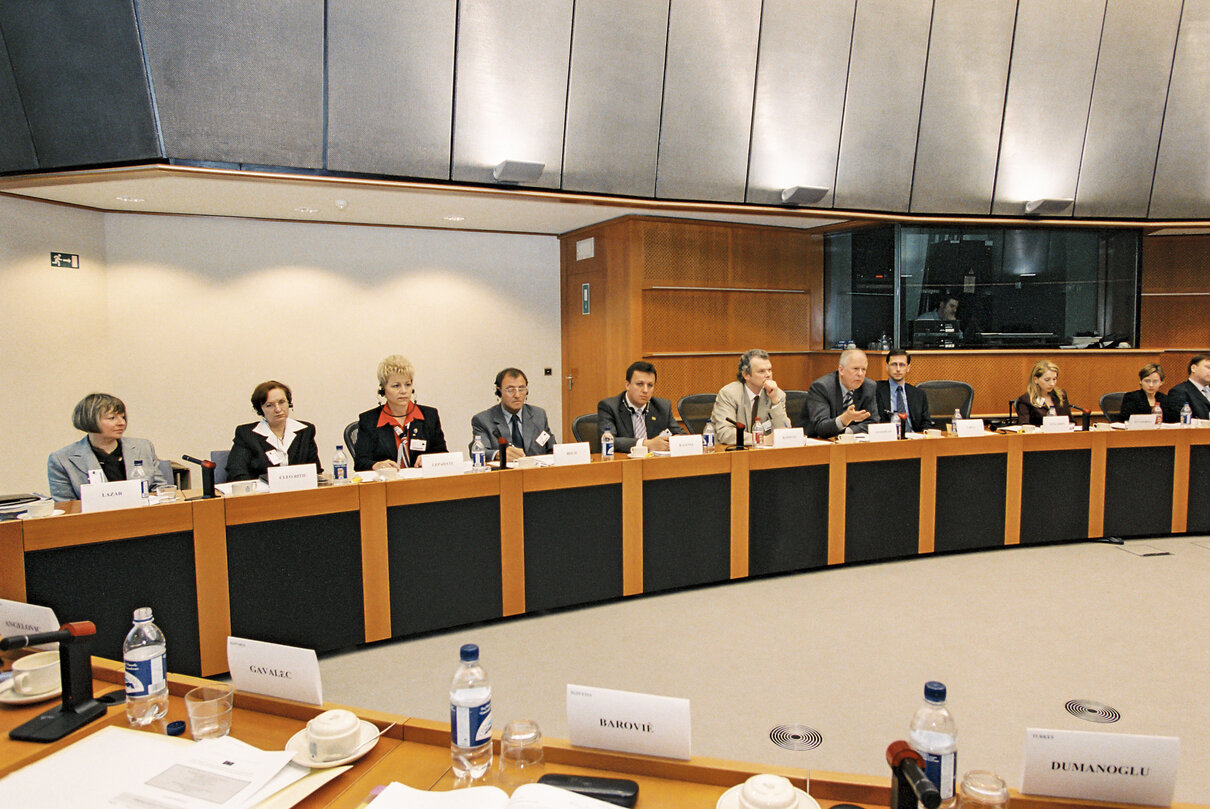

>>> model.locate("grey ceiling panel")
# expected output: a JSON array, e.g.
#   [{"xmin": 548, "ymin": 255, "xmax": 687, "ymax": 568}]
[
  {"xmin": 328, "ymin": 0, "xmax": 456, "ymax": 180},
  {"xmin": 910, "ymin": 0, "xmax": 1015, "ymax": 215},
  {"xmin": 834, "ymin": 0, "xmax": 932, "ymax": 212},
  {"xmin": 562, "ymin": 0, "xmax": 669, "ymax": 197},
  {"xmin": 0, "ymin": 26, "xmax": 37, "ymax": 173},
  {"xmin": 991, "ymin": 0, "xmax": 1103, "ymax": 216},
  {"xmin": 1076, "ymin": 0, "xmax": 1181, "ymax": 219},
  {"xmin": 0, "ymin": 0, "xmax": 159, "ymax": 169},
  {"xmin": 451, "ymin": 0, "xmax": 573, "ymax": 189},
  {"xmin": 746, "ymin": 0, "xmax": 855, "ymax": 207},
  {"xmin": 1151, "ymin": 0, "xmax": 1210, "ymax": 219},
  {"xmin": 136, "ymin": 0, "xmax": 324, "ymax": 168},
  {"xmin": 655, "ymin": 0, "xmax": 762, "ymax": 202}
]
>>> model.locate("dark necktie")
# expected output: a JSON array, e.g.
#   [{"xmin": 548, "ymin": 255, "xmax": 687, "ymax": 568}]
[
  {"xmin": 842, "ymin": 389, "xmax": 853, "ymax": 411},
  {"xmin": 750, "ymin": 396, "xmax": 759, "ymax": 429},
  {"xmin": 511, "ymin": 414, "xmax": 523, "ymax": 448},
  {"xmin": 896, "ymin": 385, "xmax": 909, "ymax": 430}
]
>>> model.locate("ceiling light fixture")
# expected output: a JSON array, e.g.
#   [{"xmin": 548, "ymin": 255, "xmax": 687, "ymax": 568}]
[
  {"xmin": 115, "ymin": 195, "xmax": 144, "ymax": 203},
  {"xmin": 293, "ymin": 206, "xmax": 319, "ymax": 214},
  {"xmin": 492, "ymin": 160, "xmax": 545, "ymax": 184},
  {"xmin": 334, "ymin": 199, "xmax": 348, "ymax": 210},
  {"xmin": 1022, "ymin": 198, "xmax": 1073, "ymax": 216},
  {"xmin": 780, "ymin": 186, "xmax": 829, "ymax": 206},
  {"xmin": 443, "ymin": 215, "xmax": 466, "ymax": 222}
]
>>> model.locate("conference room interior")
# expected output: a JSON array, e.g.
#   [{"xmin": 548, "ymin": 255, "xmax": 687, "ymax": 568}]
[{"xmin": 4, "ymin": 1, "xmax": 1210, "ymax": 804}]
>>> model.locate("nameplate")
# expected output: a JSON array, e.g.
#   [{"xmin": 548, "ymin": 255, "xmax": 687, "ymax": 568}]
[
  {"xmin": 954, "ymin": 418, "xmax": 985, "ymax": 437},
  {"xmin": 418, "ymin": 452, "xmax": 464, "ymax": 477},
  {"xmin": 227, "ymin": 636, "xmax": 323, "ymax": 705},
  {"xmin": 554, "ymin": 442, "xmax": 591, "ymax": 466},
  {"xmin": 1021, "ymin": 727, "xmax": 1178, "ymax": 806},
  {"xmin": 567, "ymin": 683, "xmax": 691, "ymax": 760},
  {"xmin": 771, "ymin": 427, "xmax": 806, "ymax": 448},
  {"xmin": 1042, "ymin": 415, "xmax": 1072, "ymax": 433},
  {"xmin": 1126, "ymin": 414, "xmax": 1160, "ymax": 430},
  {"xmin": 669, "ymin": 434, "xmax": 703, "ymax": 457},
  {"xmin": 866, "ymin": 423, "xmax": 899, "ymax": 442},
  {"xmin": 0, "ymin": 598, "xmax": 60, "ymax": 651},
  {"xmin": 267, "ymin": 463, "xmax": 318, "ymax": 492},
  {"xmin": 80, "ymin": 479, "xmax": 145, "ymax": 512}
]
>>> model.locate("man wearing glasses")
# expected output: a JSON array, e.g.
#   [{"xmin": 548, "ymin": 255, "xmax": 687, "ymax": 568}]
[{"xmin": 470, "ymin": 367, "xmax": 557, "ymax": 463}]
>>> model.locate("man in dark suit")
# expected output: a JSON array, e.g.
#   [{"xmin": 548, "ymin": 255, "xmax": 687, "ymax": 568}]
[
  {"xmin": 470, "ymin": 367, "xmax": 557, "ymax": 462},
  {"xmin": 874, "ymin": 349, "xmax": 933, "ymax": 433},
  {"xmin": 597, "ymin": 361, "xmax": 686, "ymax": 453},
  {"xmin": 1163, "ymin": 353, "xmax": 1210, "ymax": 422},
  {"xmin": 802, "ymin": 349, "xmax": 880, "ymax": 438}
]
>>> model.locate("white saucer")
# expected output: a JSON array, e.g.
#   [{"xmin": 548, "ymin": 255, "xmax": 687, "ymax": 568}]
[
  {"xmin": 715, "ymin": 782, "xmax": 820, "ymax": 809},
  {"xmin": 285, "ymin": 720, "xmax": 380, "ymax": 768},
  {"xmin": 17, "ymin": 509, "xmax": 65, "ymax": 520},
  {"xmin": 0, "ymin": 677, "xmax": 62, "ymax": 705}
]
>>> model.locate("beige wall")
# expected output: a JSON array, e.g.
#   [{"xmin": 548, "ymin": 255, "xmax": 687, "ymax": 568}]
[{"xmin": 3, "ymin": 195, "xmax": 561, "ymax": 494}]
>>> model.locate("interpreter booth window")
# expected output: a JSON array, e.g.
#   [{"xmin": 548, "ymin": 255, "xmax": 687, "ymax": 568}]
[{"xmin": 824, "ymin": 225, "xmax": 1140, "ymax": 351}]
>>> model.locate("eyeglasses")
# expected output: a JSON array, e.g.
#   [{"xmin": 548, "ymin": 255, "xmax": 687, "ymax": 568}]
[{"xmin": 502, "ymin": 386, "xmax": 528, "ymax": 396}]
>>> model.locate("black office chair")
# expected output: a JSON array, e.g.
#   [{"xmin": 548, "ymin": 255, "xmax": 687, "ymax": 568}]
[
  {"xmin": 917, "ymin": 380, "xmax": 974, "ymax": 426},
  {"xmin": 676, "ymin": 393, "xmax": 717, "ymax": 434},
  {"xmin": 1099, "ymin": 391, "xmax": 1127, "ymax": 423},
  {"xmin": 571, "ymin": 413, "xmax": 600, "ymax": 454},
  {"xmin": 784, "ymin": 390, "xmax": 809, "ymax": 429},
  {"xmin": 343, "ymin": 421, "xmax": 358, "ymax": 453}
]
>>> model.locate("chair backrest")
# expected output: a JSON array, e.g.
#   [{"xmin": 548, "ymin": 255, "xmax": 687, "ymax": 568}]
[
  {"xmin": 784, "ymin": 390, "xmax": 809, "ymax": 429},
  {"xmin": 676, "ymin": 393, "xmax": 717, "ymax": 434},
  {"xmin": 343, "ymin": 421, "xmax": 359, "ymax": 453},
  {"xmin": 210, "ymin": 450, "xmax": 230, "ymax": 484},
  {"xmin": 571, "ymin": 413, "xmax": 600, "ymax": 453},
  {"xmin": 917, "ymin": 380, "xmax": 975, "ymax": 422},
  {"xmin": 157, "ymin": 460, "xmax": 175, "ymax": 488},
  {"xmin": 1099, "ymin": 391, "xmax": 1127, "ymax": 422}
]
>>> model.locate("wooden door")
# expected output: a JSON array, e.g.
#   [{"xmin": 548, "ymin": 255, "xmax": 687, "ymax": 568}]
[{"xmin": 561, "ymin": 266, "xmax": 610, "ymax": 441}]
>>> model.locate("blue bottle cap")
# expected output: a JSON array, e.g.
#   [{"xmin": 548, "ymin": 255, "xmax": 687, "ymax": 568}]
[
  {"xmin": 924, "ymin": 681, "xmax": 947, "ymax": 702},
  {"xmin": 460, "ymin": 643, "xmax": 479, "ymax": 662},
  {"xmin": 166, "ymin": 720, "xmax": 186, "ymax": 736}
]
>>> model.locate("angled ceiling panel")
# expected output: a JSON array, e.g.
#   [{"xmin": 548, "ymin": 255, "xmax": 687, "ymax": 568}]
[
  {"xmin": 562, "ymin": 0, "xmax": 668, "ymax": 197},
  {"xmin": 327, "ymin": 0, "xmax": 456, "ymax": 180},
  {"xmin": 834, "ymin": 0, "xmax": 932, "ymax": 212},
  {"xmin": 137, "ymin": 0, "xmax": 324, "ymax": 168},
  {"xmin": 1151, "ymin": 0, "xmax": 1210, "ymax": 219},
  {"xmin": 0, "ymin": 26, "xmax": 37, "ymax": 173},
  {"xmin": 0, "ymin": 0, "xmax": 159, "ymax": 169},
  {"xmin": 991, "ymin": 0, "xmax": 1103, "ymax": 216},
  {"xmin": 746, "ymin": 0, "xmax": 855, "ymax": 207},
  {"xmin": 655, "ymin": 0, "xmax": 761, "ymax": 202},
  {"xmin": 909, "ymin": 0, "xmax": 1015, "ymax": 215},
  {"xmin": 1076, "ymin": 0, "xmax": 1181, "ymax": 219},
  {"xmin": 451, "ymin": 0, "xmax": 573, "ymax": 189}
]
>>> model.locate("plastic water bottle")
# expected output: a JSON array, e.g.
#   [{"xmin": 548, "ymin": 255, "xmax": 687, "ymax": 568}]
[
  {"xmin": 910, "ymin": 681, "xmax": 957, "ymax": 807},
  {"xmin": 130, "ymin": 459, "xmax": 149, "ymax": 502},
  {"xmin": 333, "ymin": 445, "xmax": 349, "ymax": 480},
  {"xmin": 471, "ymin": 436, "xmax": 486, "ymax": 471},
  {"xmin": 600, "ymin": 430, "xmax": 614, "ymax": 460},
  {"xmin": 124, "ymin": 607, "xmax": 168, "ymax": 726},
  {"xmin": 953, "ymin": 408, "xmax": 962, "ymax": 424},
  {"xmin": 703, "ymin": 421, "xmax": 716, "ymax": 449},
  {"xmin": 890, "ymin": 411, "xmax": 902, "ymax": 439},
  {"xmin": 450, "ymin": 643, "xmax": 492, "ymax": 779},
  {"xmin": 1181, "ymin": 402, "xmax": 1193, "ymax": 425},
  {"xmin": 1152, "ymin": 402, "xmax": 1162, "ymax": 425},
  {"xmin": 752, "ymin": 420, "xmax": 765, "ymax": 445}
]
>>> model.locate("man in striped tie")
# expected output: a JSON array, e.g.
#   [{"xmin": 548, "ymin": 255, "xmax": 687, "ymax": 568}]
[
  {"xmin": 597, "ymin": 361, "xmax": 687, "ymax": 454},
  {"xmin": 802, "ymin": 349, "xmax": 880, "ymax": 438}
]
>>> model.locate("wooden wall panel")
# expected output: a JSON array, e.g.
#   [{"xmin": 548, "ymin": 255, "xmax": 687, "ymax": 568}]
[
  {"xmin": 1140, "ymin": 296, "xmax": 1210, "ymax": 349},
  {"xmin": 637, "ymin": 218, "xmax": 813, "ymax": 290},
  {"xmin": 641, "ymin": 290, "xmax": 810, "ymax": 353},
  {"xmin": 1141, "ymin": 234, "xmax": 1210, "ymax": 348}
]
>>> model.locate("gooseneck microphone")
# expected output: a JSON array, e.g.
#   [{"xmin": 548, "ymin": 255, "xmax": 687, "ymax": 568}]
[
  {"xmin": 497, "ymin": 436, "xmax": 510, "ymax": 469},
  {"xmin": 0, "ymin": 620, "xmax": 95, "ymax": 651},
  {"xmin": 182, "ymin": 455, "xmax": 217, "ymax": 498},
  {"xmin": 886, "ymin": 741, "xmax": 940, "ymax": 809},
  {"xmin": 725, "ymin": 418, "xmax": 747, "ymax": 451}
]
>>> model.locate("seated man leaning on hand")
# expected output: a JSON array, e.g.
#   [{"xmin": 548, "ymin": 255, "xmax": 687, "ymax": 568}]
[
  {"xmin": 803, "ymin": 348, "xmax": 880, "ymax": 438},
  {"xmin": 711, "ymin": 349, "xmax": 791, "ymax": 445},
  {"xmin": 597, "ymin": 361, "xmax": 686, "ymax": 453},
  {"xmin": 469, "ymin": 367, "xmax": 556, "ymax": 463}
]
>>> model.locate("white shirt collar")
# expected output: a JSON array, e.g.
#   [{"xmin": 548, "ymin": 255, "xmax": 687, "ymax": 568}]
[
  {"xmin": 624, "ymin": 394, "xmax": 646, "ymax": 414},
  {"xmin": 253, "ymin": 417, "xmax": 305, "ymax": 454}
]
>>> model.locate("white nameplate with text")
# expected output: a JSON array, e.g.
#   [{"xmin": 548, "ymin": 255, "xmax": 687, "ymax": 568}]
[
  {"xmin": 227, "ymin": 636, "xmax": 323, "ymax": 705},
  {"xmin": 771, "ymin": 427, "xmax": 806, "ymax": 448},
  {"xmin": 567, "ymin": 684, "xmax": 691, "ymax": 760},
  {"xmin": 1021, "ymin": 727, "xmax": 1178, "ymax": 807},
  {"xmin": 866, "ymin": 423, "xmax": 899, "ymax": 442},
  {"xmin": 669, "ymin": 434, "xmax": 703, "ymax": 456},
  {"xmin": 1126, "ymin": 414, "xmax": 1160, "ymax": 430},
  {"xmin": 954, "ymin": 418, "xmax": 986, "ymax": 437},
  {"xmin": 418, "ymin": 452, "xmax": 464, "ymax": 477},
  {"xmin": 554, "ymin": 442, "xmax": 591, "ymax": 466},
  {"xmin": 267, "ymin": 463, "xmax": 318, "ymax": 492},
  {"xmin": 80, "ymin": 479, "xmax": 145, "ymax": 512},
  {"xmin": 1042, "ymin": 415, "xmax": 1072, "ymax": 433},
  {"xmin": 0, "ymin": 598, "xmax": 60, "ymax": 650}
]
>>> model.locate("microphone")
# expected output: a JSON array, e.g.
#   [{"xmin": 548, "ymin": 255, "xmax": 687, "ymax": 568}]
[
  {"xmin": 886, "ymin": 741, "xmax": 940, "ymax": 809},
  {"xmin": 182, "ymin": 455, "xmax": 217, "ymax": 498},
  {"xmin": 726, "ymin": 419, "xmax": 747, "ymax": 451},
  {"xmin": 0, "ymin": 621, "xmax": 96, "ymax": 651},
  {"xmin": 497, "ymin": 436, "xmax": 510, "ymax": 469},
  {"xmin": 182, "ymin": 454, "xmax": 215, "ymax": 468}
]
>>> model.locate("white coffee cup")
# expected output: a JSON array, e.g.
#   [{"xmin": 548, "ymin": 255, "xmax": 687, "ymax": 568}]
[
  {"xmin": 306, "ymin": 709, "xmax": 361, "ymax": 761},
  {"xmin": 25, "ymin": 499, "xmax": 54, "ymax": 517},
  {"xmin": 11, "ymin": 650, "xmax": 59, "ymax": 696},
  {"xmin": 737, "ymin": 774, "xmax": 801, "ymax": 809}
]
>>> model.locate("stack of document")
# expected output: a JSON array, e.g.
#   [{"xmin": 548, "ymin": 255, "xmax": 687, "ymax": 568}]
[{"xmin": 369, "ymin": 782, "xmax": 617, "ymax": 808}]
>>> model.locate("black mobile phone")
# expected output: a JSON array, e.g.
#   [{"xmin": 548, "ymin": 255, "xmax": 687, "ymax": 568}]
[{"xmin": 537, "ymin": 773, "xmax": 639, "ymax": 808}]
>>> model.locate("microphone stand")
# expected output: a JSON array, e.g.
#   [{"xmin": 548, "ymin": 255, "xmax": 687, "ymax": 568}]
[
  {"xmin": 725, "ymin": 419, "xmax": 747, "ymax": 451},
  {"xmin": 886, "ymin": 740, "xmax": 940, "ymax": 809},
  {"xmin": 182, "ymin": 455, "xmax": 217, "ymax": 498},
  {"xmin": 497, "ymin": 437, "xmax": 511, "ymax": 470},
  {"xmin": 1, "ymin": 622, "xmax": 108, "ymax": 742}
]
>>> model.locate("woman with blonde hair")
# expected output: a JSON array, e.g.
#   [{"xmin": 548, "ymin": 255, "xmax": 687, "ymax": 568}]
[
  {"xmin": 353, "ymin": 355, "xmax": 447, "ymax": 471},
  {"xmin": 1014, "ymin": 360, "xmax": 1071, "ymax": 427}
]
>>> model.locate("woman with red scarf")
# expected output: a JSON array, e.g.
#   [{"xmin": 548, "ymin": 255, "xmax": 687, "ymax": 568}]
[{"xmin": 353, "ymin": 355, "xmax": 447, "ymax": 471}]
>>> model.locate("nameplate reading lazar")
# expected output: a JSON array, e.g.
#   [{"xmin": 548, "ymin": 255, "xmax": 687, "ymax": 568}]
[
  {"xmin": 1020, "ymin": 727, "xmax": 1178, "ymax": 807},
  {"xmin": 566, "ymin": 683, "xmax": 691, "ymax": 760}
]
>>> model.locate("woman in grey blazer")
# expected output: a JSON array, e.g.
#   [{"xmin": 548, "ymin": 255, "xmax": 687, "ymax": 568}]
[{"xmin": 47, "ymin": 393, "xmax": 168, "ymax": 501}]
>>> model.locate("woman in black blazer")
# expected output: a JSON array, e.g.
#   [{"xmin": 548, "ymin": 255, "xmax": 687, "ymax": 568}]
[
  {"xmin": 353, "ymin": 355, "xmax": 447, "ymax": 471},
  {"xmin": 225, "ymin": 380, "xmax": 323, "ymax": 481},
  {"xmin": 1118, "ymin": 362, "xmax": 1167, "ymax": 421},
  {"xmin": 1014, "ymin": 360, "xmax": 1072, "ymax": 427}
]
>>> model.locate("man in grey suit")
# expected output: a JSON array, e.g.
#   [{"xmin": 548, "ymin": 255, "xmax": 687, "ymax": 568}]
[
  {"xmin": 802, "ymin": 349, "xmax": 880, "ymax": 438},
  {"xmin": 710, "ymin": 349, "xmax": 791, "ymax": 445},
  {"xmin": 470, "ymin": 368, "xmax": 557, "ymax": 463}
]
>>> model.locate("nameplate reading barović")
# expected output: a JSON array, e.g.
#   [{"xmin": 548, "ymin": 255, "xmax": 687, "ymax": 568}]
[{"xmin": 566, "ymin": 683, "xmax": 691, "ymax": 760}]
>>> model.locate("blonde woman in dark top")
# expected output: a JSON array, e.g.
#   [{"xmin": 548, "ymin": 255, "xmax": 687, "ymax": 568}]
[{"xmin": 1014, "ymin": 360, "xmax": 1071, "ymax": 427}]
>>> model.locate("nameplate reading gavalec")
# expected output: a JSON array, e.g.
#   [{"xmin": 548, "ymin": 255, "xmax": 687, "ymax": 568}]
[
  {"xmin": 566, "ymin": 683, "xmax": 691, "ymax": 760},
  {"xmin": 227, "ymin": 636, "xmax": 323, "ymax": 705}
]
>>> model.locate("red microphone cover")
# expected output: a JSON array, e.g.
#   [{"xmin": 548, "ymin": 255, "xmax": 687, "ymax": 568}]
[
  {"xmin": 735, "ymin": 422, "xmax": 746, "ymax": 430},
  {"xmin": 497, "ymin": 437, "xmax": 510, "ymax": 446},
  {"xmin": 62, "ymin": 621, "xmax": 97, "ymax": 637},
  {"xmin": 886, "ymin": 740, "xmax": 923, "ymax": 768}
]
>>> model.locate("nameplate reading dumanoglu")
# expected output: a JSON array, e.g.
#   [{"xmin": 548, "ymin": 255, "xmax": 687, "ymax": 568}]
[
  {"xmin": 554, "ymin": 442, "xmax": 592, "ymax": 466},
  {"xmin": 566, "ymin": 683, "xmax": 691, "ymax": 760},
  {"xmin": 1020, "ymin": 727, "xmax": 1178, "ymax": 807},
  {"xmin": 80, "ymin": 479, "xmax": 145, "ymax": 512},
  {"xmin": 267, "ymin": 463, "xmax": 318, "ymax": 492},
  {"xmin": 227, "ymin": 636, "xmax": 323, "ymax": 705}
]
